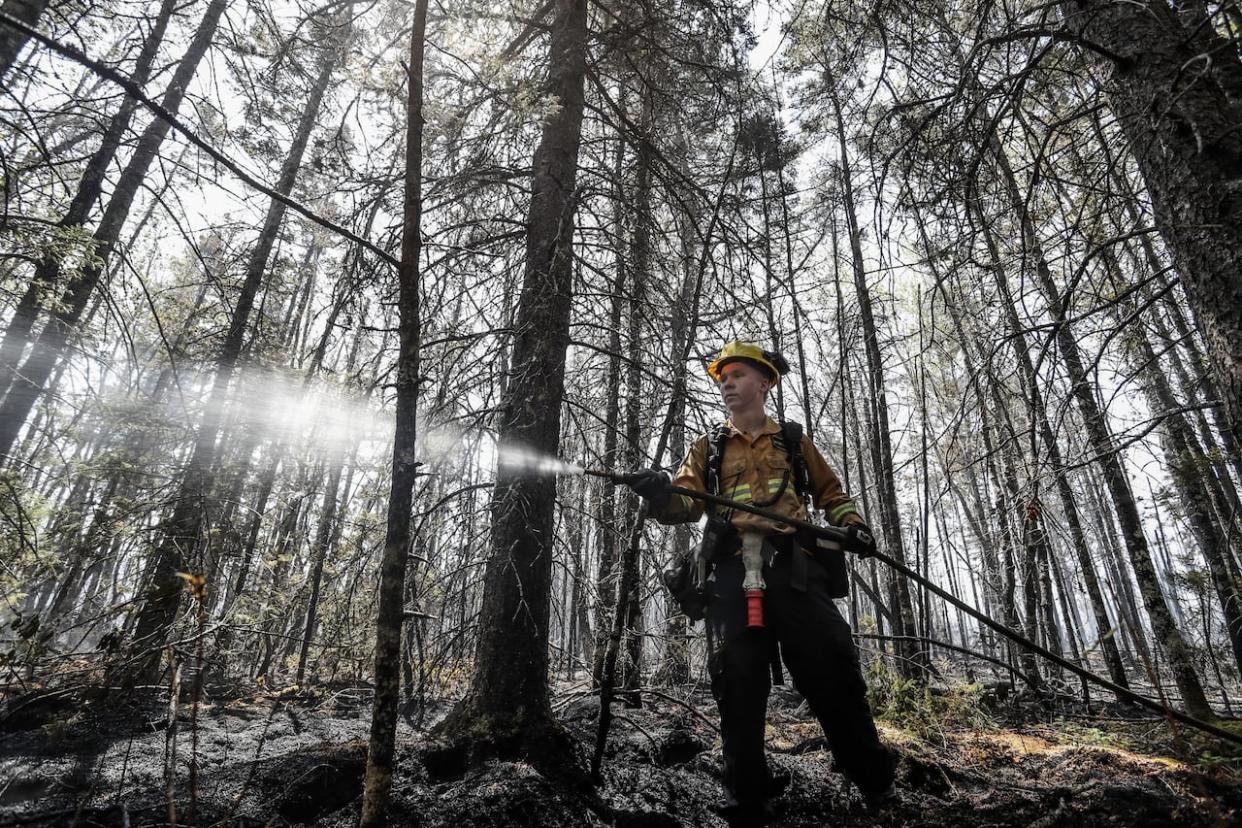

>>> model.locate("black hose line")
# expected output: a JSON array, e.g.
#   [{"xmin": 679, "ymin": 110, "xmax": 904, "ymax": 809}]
[{"xmin": 634, "ymin": 479, "xmax": 1242, "ymax": 748}]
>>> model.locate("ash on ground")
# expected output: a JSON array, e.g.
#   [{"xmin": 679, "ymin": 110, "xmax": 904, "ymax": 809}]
[{"xmin": 1, "ymin": 680, "xmax": 1239, "ymax": 827}]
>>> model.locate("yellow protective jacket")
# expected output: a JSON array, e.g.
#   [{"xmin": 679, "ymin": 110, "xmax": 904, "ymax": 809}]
[{"xmin": 653, "ymin": 416, "xmax": 866, "ymax": 534}]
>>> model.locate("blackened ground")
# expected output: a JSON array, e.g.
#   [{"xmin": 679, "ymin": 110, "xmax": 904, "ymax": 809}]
[{"xmin": 1, "ymin": 680, "xmax": 1239, "ymax": 827}]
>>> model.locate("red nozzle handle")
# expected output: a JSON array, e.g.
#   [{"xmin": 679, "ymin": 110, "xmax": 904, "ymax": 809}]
[{"xmin": 746, "ymin": 589, "xmax": 764, "ymax": 628}]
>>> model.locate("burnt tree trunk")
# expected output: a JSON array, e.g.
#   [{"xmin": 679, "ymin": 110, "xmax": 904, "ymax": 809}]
[
  {"xmin": 1088, "ymin": 475, "xmax": 1150, "ymax": 666},
  {"xmin": 653, "ymin": 185, "xmax": 703, "ymax": 687},
  {"xmin": 1091, "ymin": 115, "xmax": 1242, "ymax": 498},
  {"xmin": 826, "ymin": 74, "xmax": 923, "ymax": 677},
  {"xmin": 1099, "ymin": 238, "xmax": 1242, "ymax": 675},
  {"xmin": 358, "ymin": 0, "xmax": 426, "ymax": 823},
  {"xmin": 619, "ymin": 89, "xmax": 653, "ymax": 702},
  {"xmin": 976, "ymin": 145, "xmax": 1134, "ymax": 693},
  {"xmin": 1133, "ymin": 328, "xmax": 1242, "ymax": 675},
  {"xmin": 0, "ymin": 0, "xmax": 48, "ymax": 82},
  {"xmin": 566, "ymin": 478, "xmax": 593, "ymax": 675},
  {"xmin": 296, "ymin": 445, "xmax": 345, "ymax": 684},
  {"xmin": 225, "ymin": 448, "xmax": 280, "ymax": 615},
  {"xmin": 1004, "ymin": 184, "xmax": 1214, "ymax": 716},
  {"xmin": 590, "ymin": 134, "xmax": 627, "ymax": 688},
  {"xmin": 1065, "ymin": 0, "xmax": 1242, "ymax": 455},
  {"xmin": 434, "ymin": 0, "xmax": 588, "ymax": 759},
  {"xmin": 934, "ymin": 273, "xmax": 1031, "ymax": 684},
  {"xmin": 0, "ymin": 0, "xmax": 175, "ymax": 401}
]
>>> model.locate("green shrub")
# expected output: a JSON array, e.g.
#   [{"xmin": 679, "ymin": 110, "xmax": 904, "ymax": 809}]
[{"xmin": 865, "ymin": 660, "xmax": 993, "ymax": 744}]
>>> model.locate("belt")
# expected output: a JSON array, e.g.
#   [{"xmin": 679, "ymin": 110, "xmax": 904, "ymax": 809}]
[{"xmin": 717, "ymin": 530, "xmax": 797, "ymax": 553}]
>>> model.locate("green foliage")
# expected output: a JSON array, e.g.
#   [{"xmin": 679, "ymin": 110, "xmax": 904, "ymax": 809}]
[
  {"xmin": 0, "ymin": 223, "xmax": 103, "ymax": 303},
  {"xmin": 1056, "ymin": 721, "xmax": 1135, "ymax": 751},
  {"xmin": 1057, "ymin": 719, "xmax": 1242, "ymax": 777},
  {"xmin": 1190, "ymin": 719, "xmax": 1242, "ymax": 775},
  {"xmin": 0, "ymin": 470, "xmax": 47, "ymax": 596},
  {"xmin": 866, "ymin": 660, "xmax": 993, "ymax": 744},
  {"xmin": 0, "ymin": 611, "xmax": 56, "ymax": 672},
  {"xmin": 1195, "ymin": 752, "xmax": 1242, "ymax": 773}
]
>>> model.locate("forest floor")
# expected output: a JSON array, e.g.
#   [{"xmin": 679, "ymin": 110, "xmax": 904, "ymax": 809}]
[{"xmin": 2, "ymin": 673, "xmax": 1241, "ymax": 827}]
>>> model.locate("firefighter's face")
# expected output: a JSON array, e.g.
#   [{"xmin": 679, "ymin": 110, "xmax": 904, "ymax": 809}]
[{"xmin": 717, "ymin": 361, "xmax": 771, "ymax": 412}]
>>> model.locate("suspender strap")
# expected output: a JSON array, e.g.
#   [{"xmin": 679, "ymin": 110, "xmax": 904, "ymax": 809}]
[
  {"xmin": 778, "ymin": 421, "xmax": 812, "ymax": 592},
  {"xmin": 704, "ymin": 423, "xmax": 731, "ymax": 516},
  {"xmin": 779, "ymin": 420, "xmax": 810, "ymax": 503}
]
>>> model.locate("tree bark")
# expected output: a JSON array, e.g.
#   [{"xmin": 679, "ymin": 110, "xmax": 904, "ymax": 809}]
[
  {"xmin": 1065, "ymin": 0, "xmax": 1242, "ymax": 454},
  {"xmin": 0, "ymin": 0, "xmax": 48, "ymax": 82},
  {"xmin": 1100, "ymin": 234, "xmax": 1242, "ymax": 675},
  {"xmin": 1013, "ymin": 216, "xmax": 1214, "ymax": 715},
  {"xmin": 968, "ymin": 114, "xmax": 1209, "ymax": 711},
  {"xmin": 566, "ymin": 477, "xmax": 593, "ymax": 676},
  {"xmin": 225, "ymin": 448, "xmax": 281, "ymax": 616},
  {"xmin": 590, "ymin": 133, "xmax": 627, "ymax": 687},
  {"xmin": 1096, "ymin": 132, "xmax": 1242, "ymax": 496},
  {"xmin": 618, "ymin": 89, "xmax": 653, "ymax": 702},
  {"xmin": 931, "ymin": 254, "xmax": 1036, "ymax": 685},
  {"xmin": 296, "ymin": 446, "xmax": 345, "ymax": 684},
  {"xmin": 825, "ymin": 73, "xmax": 923, "ymax": 677},
  {"xmin": 433, "ymin": 0, "xmax": 587, "ymax": 761},
  {"xmin": 1087, "ymin": 474, "xmax": 1150, "ymax": 665},
  {"xmin": 358, "ymin": 0, "xmax": 426, "ymax": 822},
  {"xmin": 1133, "ymin": 328, "xmax": 1242, "ymax": 675},
  {"xmin": 653, "ymin": 180, "xmax": 703, "ymax": 687}
]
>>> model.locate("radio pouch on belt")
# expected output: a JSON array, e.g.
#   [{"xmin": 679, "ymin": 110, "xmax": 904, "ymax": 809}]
[
  {"xmin": 808, "ymin": 532, "xmax": 849, "ymax": 598},
  {"xmin": 661, "ymin": 554, "xmax": 706, "ymax": 623}
]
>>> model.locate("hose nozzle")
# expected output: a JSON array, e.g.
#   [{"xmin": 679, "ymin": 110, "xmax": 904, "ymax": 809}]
[
  {"xmin": 584, "ymin": 468, "xmax": 636, "ymax": 486},
  {"xmin": 741, "ymin": 532, "xmax": 767, "ymax": 629}
]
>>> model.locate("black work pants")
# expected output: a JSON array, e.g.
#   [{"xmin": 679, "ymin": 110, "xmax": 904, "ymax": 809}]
[{"xmin": 706, "ymin": 549, "xmax": 894, "ymax": 807}]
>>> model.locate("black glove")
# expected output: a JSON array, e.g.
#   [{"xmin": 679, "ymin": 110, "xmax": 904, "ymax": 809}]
[
  {"xmin": 844, "ymin": 523, "xmax": 877, "ymax": 558},
  {"xmin": 628, "ymin": 468, "xmax": 671, "ymax": 509}
]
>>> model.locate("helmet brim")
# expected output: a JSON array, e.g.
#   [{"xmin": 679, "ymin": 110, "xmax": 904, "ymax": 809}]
[{"xmin": 708, "ymin": 355, "xmax": 780, "ymax": 385}]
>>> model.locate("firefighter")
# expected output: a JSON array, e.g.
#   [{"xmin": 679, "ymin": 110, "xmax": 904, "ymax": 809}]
[{"xmin": 628, "ymin": 341, "xmax": 896, "ymax": 824}]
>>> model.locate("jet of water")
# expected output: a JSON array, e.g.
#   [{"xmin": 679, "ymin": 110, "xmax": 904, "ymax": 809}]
[{"xmin": 497, "ymin": 445, "xmax": 584, "ymax": 476}]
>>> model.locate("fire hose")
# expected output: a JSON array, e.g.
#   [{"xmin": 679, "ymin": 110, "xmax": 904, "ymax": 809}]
[{"xmin": 585, "ymin": 467, "xmax": 1242, "ymax": 749}]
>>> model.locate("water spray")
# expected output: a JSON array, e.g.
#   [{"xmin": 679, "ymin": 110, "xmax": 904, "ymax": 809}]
[{"xmin": 498, "ymin": 446, "xmax": 585, "ymax": 476}]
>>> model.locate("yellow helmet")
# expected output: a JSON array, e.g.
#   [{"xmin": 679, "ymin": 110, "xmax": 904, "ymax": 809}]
[{"xmin": 707, "ymin": 341, "xmax": 790, "ymax": 385}]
